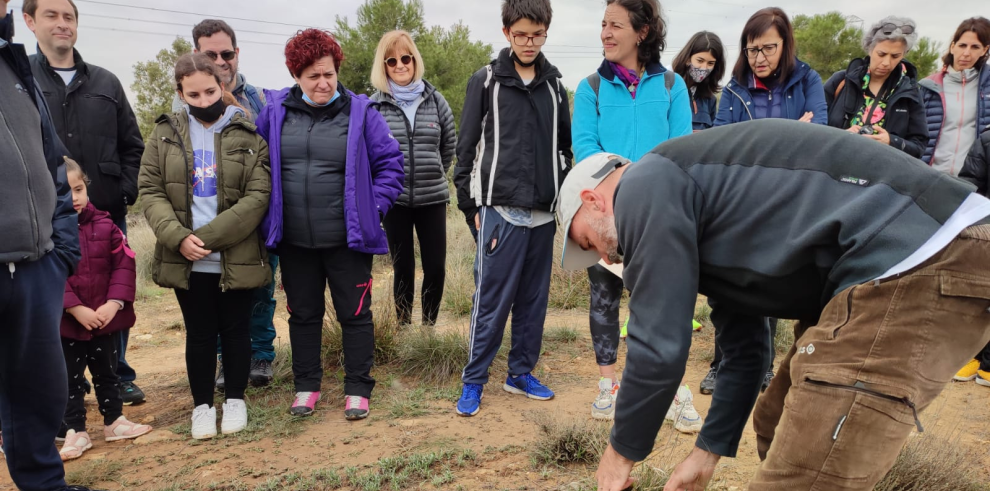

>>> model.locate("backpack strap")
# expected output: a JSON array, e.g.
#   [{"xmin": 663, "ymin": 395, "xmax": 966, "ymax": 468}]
[
  {"xmin": 834, "ymin": 79, "xmax": 846, "ymax": 101},
  {"xmin": 586, "ymin": 73, "xmax": 601, "ymax": 115}
]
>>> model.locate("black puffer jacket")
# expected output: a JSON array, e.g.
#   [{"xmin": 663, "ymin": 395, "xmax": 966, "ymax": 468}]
[
  {"xmin": 30, "ymin": 49, "xmax": 145, "ymax": 221},
  {"xmin": 279, "ymin": 87, "xmax": 350, "ymax": 249},
  {"xmin": 824, "ymin": 58, "xmax": 927, "ymax": 158},
  {"xmin": 960, "ymin": 127, "xmax": 990, "ymax": 196},
  {"xmin": 372, "ymin": 80, "xmax": 456, "ymax": 208}
]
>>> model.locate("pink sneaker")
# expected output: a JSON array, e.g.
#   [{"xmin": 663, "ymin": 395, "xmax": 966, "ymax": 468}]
[
  {"xmin": 59, "ymin": 430, "xmax": 92, "ymax": 461},
  {"xmin": 344, "ymin": 395, "xmax": 370, "ymax": 420},
  {"xmin": 290, "ymin": 391, "xmax": 320, "ymax": 417},
  {"xmin": 104, "ymin": 416, "xmax": 153, "ymax": 442}
]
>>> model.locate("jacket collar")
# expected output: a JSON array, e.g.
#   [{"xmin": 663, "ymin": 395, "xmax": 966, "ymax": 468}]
[
  {"xmin": 77, "ymin": 202, "xmax": 109, "ymax": 225},
  {"xmin": 156, "ymin": 108, "xmax": 256, "ymax": 136},
  {"xmin": 596, "ymin": 59, "xmax": 666, "ymax": 83},
  {"xmin": 35, "ymin": 45, "xmax": 86, "ymax": 74}
]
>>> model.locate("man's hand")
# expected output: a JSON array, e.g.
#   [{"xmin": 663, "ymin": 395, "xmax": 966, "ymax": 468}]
[
  {"xmin": 180, "ymin": 234, "xmax": 211, "ymax": 262},
  {"xmin": 846, "ymin": 125, "xmax": 862, "ymax": 134},
  {"xmin": 68, "ymin": 306, "xmax": 103, "ymax": 331},
  {"xmin": 596, "ymin": 444, "xmax": 636, "ymax": 491},
  {"xmin": 95, "ymin": 302, "xmax": 120, "ymax": 328},
  {"xmin": 663, "ymin": 447, "xmax": 721, "ymax": 491}
]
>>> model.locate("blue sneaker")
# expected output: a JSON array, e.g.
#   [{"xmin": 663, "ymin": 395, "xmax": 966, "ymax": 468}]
[
  {"xmin": 456, "ymin": 383, "xmax": 484, "ymax": 416},
  {"xmin": 503, "ymin": 373, "xmax": 554, "ymax": 400}
]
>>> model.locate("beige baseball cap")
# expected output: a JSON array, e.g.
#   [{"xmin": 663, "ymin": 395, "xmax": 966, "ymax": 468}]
[{"xmin": 557, "ymin": 153, "xmax": 630, "ymax": 270}]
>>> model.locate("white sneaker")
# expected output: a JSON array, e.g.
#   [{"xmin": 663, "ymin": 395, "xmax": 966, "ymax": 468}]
[
  {"xmin": 591, "ymin": 378, "xmax": 619, "ymax": 420},
  {"xmin": 665, "ymin": 385, "xmax": 704, "ymax": 434},
  {"xmin": 221, "ymin": 399, "xmax": 248, "ymax": 435},
  {"xmin": 191, "ymin": 404, "xmax": 217, "ymax": 440}
]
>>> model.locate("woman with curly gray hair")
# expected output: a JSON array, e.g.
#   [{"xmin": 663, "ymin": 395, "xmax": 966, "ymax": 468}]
[{"xmin": 824, "ymin": 16, "xmax": 927, "ymax": 157}]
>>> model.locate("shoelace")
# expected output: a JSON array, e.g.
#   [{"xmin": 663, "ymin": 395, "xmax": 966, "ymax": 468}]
[
  {"xmin": 346, "ymin": 395, "xmax": 363, "ymax": 408},
  {"xmin": 294, "ymin": 392, "xmax": 314, "ymax": 406},
  {"xmin": 464, "ymin": 384, "xmax": 483, "ymax": 400},
  {"xmin": 523, "ymin": 374, "xmax": 547, "ymax": 390}
]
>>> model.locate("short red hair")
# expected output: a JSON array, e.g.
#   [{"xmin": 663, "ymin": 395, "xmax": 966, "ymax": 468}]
[{"xmin": 284, "ymin": 29, "xmax": 344, "ymax": 78}]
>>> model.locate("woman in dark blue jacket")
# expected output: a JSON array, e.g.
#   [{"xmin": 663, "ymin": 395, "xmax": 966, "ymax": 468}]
[
  {"xmin": 672, "ymin": 31, "xmax": 727, "ymax": 131},
  {"xmin": 715, "ymin": 7, "xmax": 827, "ymax": 126}
]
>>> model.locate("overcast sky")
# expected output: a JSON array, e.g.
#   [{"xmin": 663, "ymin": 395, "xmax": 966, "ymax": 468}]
[{"xmin": 7, "ymin": 0, "xmax": 986, "ymax": 103}]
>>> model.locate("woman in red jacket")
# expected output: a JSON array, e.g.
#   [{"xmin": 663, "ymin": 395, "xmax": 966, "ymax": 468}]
[{"xmin": 58, "ymin": 159, "xmax": 152, "ymax": 461}]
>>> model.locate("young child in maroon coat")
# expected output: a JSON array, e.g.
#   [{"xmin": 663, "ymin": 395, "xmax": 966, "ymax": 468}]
[{"xmin": 58, "ymin": 158, "xmax": 151, "ymax": 461}]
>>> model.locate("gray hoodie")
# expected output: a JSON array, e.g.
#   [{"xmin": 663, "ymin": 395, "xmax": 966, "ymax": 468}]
[
  {"xmin": 187, "ymin": 104, "xmax": 244, "ymax": 274},
  {"xmin": 931, "ymin": 67, "xmax": 981, "ymax": 176}
]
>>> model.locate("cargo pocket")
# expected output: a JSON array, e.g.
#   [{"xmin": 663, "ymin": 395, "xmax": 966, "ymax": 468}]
[
  {"xmin": 911, "ymin": 271, "xmax": 990, "ymax": 384},
  {"xmin": 772, "ymin": 375, "xmax": 916, "ymax": 481}
]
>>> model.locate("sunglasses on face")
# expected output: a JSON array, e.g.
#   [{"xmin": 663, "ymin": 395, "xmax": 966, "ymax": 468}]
[
  {"xmin": 385, "ymin": 55, "xmax": 413, "ymax": 68},
  {"xmin": 204, "ymin": 50, "xmax": 236, "ymax": 62},
  {"xmin": 880, "ymin": 23, "xmax": 914, "ymax": 35}
]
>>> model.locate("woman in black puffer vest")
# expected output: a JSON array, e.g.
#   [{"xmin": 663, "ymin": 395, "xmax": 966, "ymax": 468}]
[{"xmin": 371, "ymin": 30, "xmax": 457, "ymax": 326}]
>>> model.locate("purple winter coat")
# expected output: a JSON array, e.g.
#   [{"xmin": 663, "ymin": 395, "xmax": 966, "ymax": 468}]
[
  {"xmin": 255, "ymin": 86, "xmax": 404, "ymax": 254},
  {"xmin": 62, "ymin": 202, "xmax": 136, "ymax": 341}
]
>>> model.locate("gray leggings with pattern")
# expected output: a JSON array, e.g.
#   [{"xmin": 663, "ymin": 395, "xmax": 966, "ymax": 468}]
[{"xmin": 587, "ymin": 264, "xmax": 624, "ymax": 366}]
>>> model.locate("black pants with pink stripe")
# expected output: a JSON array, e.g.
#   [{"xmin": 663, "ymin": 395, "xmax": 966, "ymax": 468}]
[{"xmin": 279, "ymin": 244, "xmax": 375, "ymax": 398}]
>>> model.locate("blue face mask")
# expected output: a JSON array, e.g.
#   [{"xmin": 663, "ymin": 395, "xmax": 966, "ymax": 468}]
[{"xmin": 302, "ymin": 90, "xmax": 340, "ymax": 107}]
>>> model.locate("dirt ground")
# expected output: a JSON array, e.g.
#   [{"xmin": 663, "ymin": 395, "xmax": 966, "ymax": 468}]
[{"xmin": 2, "ymin": 285, "xmax": 990, "ymax": 490}]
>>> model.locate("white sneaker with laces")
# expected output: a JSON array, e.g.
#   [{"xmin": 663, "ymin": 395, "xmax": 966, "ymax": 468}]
[
  {"xmin": 221, "ymin": 399, "xmax": 248, "ymax": 435},
  {"xmin": 665, "ymin": 385, "xmax": 704, "ymax": 434},
  {"xmin": 591, "ymin": 377, "xmax": 619, "ymax": 420},
  {"xmin": 191, "ymin": 404, "xmax": 217, "ymax": 440}
]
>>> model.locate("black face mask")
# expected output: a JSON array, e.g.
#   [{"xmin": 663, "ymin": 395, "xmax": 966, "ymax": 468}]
[
  {"xmin": 510, "ymin": 51, "xmax": 537, "ymax": 68},
  {"xmin": 188, "ymin": 97, "xmax": 226, "ymax": 123}
]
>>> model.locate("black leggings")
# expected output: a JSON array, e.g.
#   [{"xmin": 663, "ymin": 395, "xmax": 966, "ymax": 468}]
[
  {"xmin": 383, "ymin": 203, "xmax": 447, "ymax": 325},
  {"xmin": 712, "ymin": 312, "xmax": 778, "ymax": 371},
  {"xmin": 587, "ymin": 264, "xmax": 624, "ymax": 366},
  {"xmin": 174, "ymin": 273, "xmax": 253, "ymax": 407},
  {"xmin": 62, "ymin": 332, "xmax": 122, "ymax": 430}
]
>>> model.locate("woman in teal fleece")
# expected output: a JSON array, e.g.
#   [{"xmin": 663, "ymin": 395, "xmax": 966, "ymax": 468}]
[{"xmin": 570, "ymin": 0, "xmax": 700, "ymax": 434}]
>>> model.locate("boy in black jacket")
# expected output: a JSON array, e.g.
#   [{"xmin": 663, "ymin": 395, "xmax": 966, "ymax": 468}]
[
  {"xmin": 453, "ymin": 0, "xmax": 572, "ymax": 417},
  {"xmin": 954, "ymin": 127, "xmax": 990, "ymax": 387}
]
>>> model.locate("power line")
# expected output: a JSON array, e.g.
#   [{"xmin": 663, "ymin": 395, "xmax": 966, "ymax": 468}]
[{"xmin": 74, "ymin": 0, "xmax": 316, "ymax": 28}]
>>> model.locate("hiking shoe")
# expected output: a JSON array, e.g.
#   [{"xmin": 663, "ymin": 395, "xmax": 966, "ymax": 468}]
[
  {"xmin": 455, "ymin": 383, "xmax": 484, "ymax": 416},
  {"xmin": 344, "ymin": 395, "xmax": 370, "ymax": 420},
  {"xmin": 503, "ymin": 373, "xmax": 554, "ymax": 401},
  {"xmin": 665, "ymin": 385, "xmax": 704, "ymax": 434},
  {"xmin": 216, "ymin": 360, "xmax": 226, "ymax": 391},
  {"xmin": 760, "ymin": 370, "xmax": 775, "ymax": 393},
  {"xmin": 977, "ymin": 370, "xmax": 990, "ymax": 387},
  {"xmin": 591, "ymin": 377, "xmax": 619, "ymax": 420},
  {"xmin": 699, "ymin": 367, "xmax": 717, "ymax": 395},
  {"xmin": 289, "ymin": 391, "xmax": 320, "ymax": 417},
  {"xmin": 104, "ymin": 416, "xmax": 152, "ymax": 442},
  {"xmin": 191, "ymin": 404, "xmax": 217, "ymax": 440},
  {"xmin": 120, "ymin": 381, "xmax": 145, "ymax": 405},
  {"xmin": 954, "ymin": 359, "xmax": 981, "ymax": 381},
  {"xmin": 59, "ymin": 430, "xmax": 92, "ymax": 461},
  {"xmin": 221, "ymin": 399, "xmax": 248, "ymax": 434},
  {"xmin": 248, "ymin": 359, "xmax": 273, "ymax": 387}
]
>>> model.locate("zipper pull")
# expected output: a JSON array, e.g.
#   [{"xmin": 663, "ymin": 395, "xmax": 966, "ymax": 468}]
[
  {"xmin": 904, "ymin": 398, "xmax": 924, "ymax": 432},
  {"xmin": 8, "ymin": 262, "xmax": 14, "ymax": 279}
]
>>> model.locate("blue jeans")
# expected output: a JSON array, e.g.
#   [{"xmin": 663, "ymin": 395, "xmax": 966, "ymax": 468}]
[
  {"xmin": 0, "ymin": 253, "xmax": 69, "ymax": 491},
  {"xmin": 218, "ymin": 253, "xmax": 278, "ymax": 362},
  {"xmin": 114, "ymin": 216, "xmax": 137, "ymax": 383}
]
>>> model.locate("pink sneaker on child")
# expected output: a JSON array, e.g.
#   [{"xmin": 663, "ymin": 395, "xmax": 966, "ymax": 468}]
[
  {"xmin": 59, "ymin": 430, "xmax": 93, "ymax": 461},
  {"xmin": 344, "ymin": 395, "xmax": 370, "ymax": 420},
  {"xmin": 104, "ymin": 416, "xmax": 153, "ymax": 442},
  {"xmin": 289, "ymin": 391, "xmax": 320, "ymax": 417}
]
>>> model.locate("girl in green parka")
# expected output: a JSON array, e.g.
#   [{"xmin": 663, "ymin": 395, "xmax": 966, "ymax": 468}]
[{"xmin": 138, "ymin": 53, "xmax": 271, "ymax": 440}]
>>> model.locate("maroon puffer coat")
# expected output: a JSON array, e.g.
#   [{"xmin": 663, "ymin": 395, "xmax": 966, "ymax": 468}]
[{"xmin": 61, "ymin": 202, "xmax": 137, "ymax": 341}]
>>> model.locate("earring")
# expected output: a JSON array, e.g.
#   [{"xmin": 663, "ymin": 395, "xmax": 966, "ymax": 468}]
[{"xmin": 637, "ymin": 40, "xmax": 641, "ymax": 46}]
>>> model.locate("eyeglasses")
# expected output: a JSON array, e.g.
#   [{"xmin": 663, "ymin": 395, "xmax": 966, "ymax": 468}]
[
  {"xmin": 204, "ymin": 50, "xmax": 236, "ymax": 62},
  {"xmin": 880, "ymin": 23, "xmax": 914, "ymax": 35},
  {"xmin": 743, "ymin": 42, "xmax": 780, "ymax": 59},
  {"xmin": 385, "ymin": 55, "xmax": 413, "ymax": 68},
  {"xmin": 512, "ymin": 34, "xmax": 548, "ymax": 46}
]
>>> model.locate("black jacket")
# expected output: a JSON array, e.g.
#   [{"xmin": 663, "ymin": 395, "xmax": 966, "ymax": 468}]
[
  {"xmin": 372, "ymin": 80, "xmax": 456, "ymax": 208},
  {"xmin": 279, "ymin": 86, "xmax": 350, "ymax": 249},
  {"xmin": 0, "ymin": 15, "xmax": 79, "ymax": 272},
  {"xmin": 454, "ymin": 48, "xmax": 573, "ymax": 223},
  {"xmin": 824, "ymin": 58, "xmax": 927, "ymax": 158},
  {"xmin": 30, "ymin": 49, "xmax": 144, "ymax": 221},
  {"xmin": 960, "ymin": 127, "xmax": 990, "ymax": 196}
]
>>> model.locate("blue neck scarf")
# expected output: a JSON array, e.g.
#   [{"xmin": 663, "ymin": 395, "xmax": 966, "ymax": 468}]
[{"xmin": 388, "ymin": 79, "xmax": 425, "ymax": 107}]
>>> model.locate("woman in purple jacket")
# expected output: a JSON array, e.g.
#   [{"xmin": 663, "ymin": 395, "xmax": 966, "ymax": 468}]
[{"xmin": 255, "ymin": 29, "xmax": 404, "ymax": 421}]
